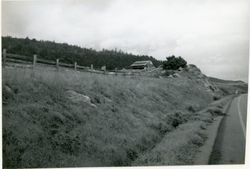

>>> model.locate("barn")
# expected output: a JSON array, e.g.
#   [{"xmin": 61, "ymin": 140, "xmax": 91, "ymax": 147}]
[{"xmin": 130, "ymin": 60, "xmax": 155, "ymax": 70}]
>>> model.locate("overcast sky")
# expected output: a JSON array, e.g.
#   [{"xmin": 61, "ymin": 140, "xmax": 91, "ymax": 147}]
[{"xmin": 2, "ymin": 0, "xmax": 249, "ymax": 81}]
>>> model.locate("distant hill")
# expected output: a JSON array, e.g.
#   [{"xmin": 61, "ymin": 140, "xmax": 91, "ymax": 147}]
[
  {"xmin": 208, "ymin": 77, "xmax": 246, "ymax": 84},
  {"xmin": 2, "ymin": 36, "xmax": 162, "ymax": 70},
  {"xmin": 208, "ymin": 77, "xmax": 248, "ymax": 95}
]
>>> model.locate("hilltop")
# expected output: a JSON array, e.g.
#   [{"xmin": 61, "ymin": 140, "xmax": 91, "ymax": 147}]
[{"xmin": 2, "ymin": 36, "xmax": 162, "ymax": 70}]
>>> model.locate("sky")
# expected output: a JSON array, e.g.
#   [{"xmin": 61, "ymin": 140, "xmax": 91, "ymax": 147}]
[{"xmin": 2, "ymin": 0, "xmax": 249, "ymax": 82}]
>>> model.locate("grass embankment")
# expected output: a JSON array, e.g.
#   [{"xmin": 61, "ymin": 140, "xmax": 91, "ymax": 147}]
[
  {"xmin": 3, "ymin": 66, "xmax": 217, "ymax": 167},
  {"xmin": 133, "ymin": 95, "xmax": 234, "ymax": 166}
]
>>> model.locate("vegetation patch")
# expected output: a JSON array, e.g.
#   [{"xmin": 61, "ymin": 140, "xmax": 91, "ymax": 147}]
[{"xmin": 132, "ymin": 122, "xmax": 208, "ymax": 166}]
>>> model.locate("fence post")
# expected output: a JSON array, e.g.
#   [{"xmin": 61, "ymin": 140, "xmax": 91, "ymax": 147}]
[
  {"xmin": 2, "ymin": 49, "xmax": 6, "ymax": 68},
  {"xmin": 56, "ymin": 59, "xmax": 60, "ymax": 70},
  {"xmin": 33, "ymin": 54, "xmax": 37, "ymax": 68},
  {"xmin": 74, "ymin": 62, "xmax": 77, "ymax": 71},
  {"xmin": 103, "ymin": 66, "xmax": 106, "ymax": 74},
  {"xmin": 115, "ymin": 68, "xmax": 118, "ymax": 75},
  {"xmin": 91, "ymin": 64, "xmax": 93, "ymax": 71}
]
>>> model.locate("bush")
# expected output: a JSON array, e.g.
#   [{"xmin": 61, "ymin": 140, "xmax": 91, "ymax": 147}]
[
  {"xmin": 166, "ymin": 112, "xmax": 188, "ymax": 128},
  {"xmin": 164, "ymin": 70, "xmax": 175, "ymax": 76},
  {"xmin": 213, "ymin": 95, "xmax": 221, "ymax": 101},
  {"xmin": 207, "ymin": 107, "xmax": 225, "ymax": 116},
  {"xmin": 163, "ymin": 55, "xmax": 187, "ymax": 70}
]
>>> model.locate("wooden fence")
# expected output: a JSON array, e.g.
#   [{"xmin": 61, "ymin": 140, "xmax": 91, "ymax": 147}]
[
  {"xmin": 2, "ymin": 49, "xmax": 98, "ymax": 72},
  {"xmin": 2, "ymin": 49, "xmax": 155, "ymax": 77}
]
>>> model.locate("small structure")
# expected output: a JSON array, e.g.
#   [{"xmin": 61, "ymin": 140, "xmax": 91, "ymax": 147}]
[{"xmin": 130, "ymin": 60, "xmax": 155, "ymax": 70}]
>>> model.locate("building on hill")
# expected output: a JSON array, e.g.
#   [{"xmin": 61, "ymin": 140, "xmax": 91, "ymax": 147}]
[{"xmin": 130, "ymin": 60, "xmax": 155, "ymax": 70}]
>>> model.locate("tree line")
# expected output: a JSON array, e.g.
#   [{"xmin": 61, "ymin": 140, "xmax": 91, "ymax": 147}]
[{"xmin": 2, "ymin": 36, "xmax": 162, "ymax": 70}]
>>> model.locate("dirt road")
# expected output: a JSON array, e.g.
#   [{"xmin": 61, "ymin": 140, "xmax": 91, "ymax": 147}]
[{"xmin": 209, "ymin": 94, "xmax": 248, "ymax": 164}]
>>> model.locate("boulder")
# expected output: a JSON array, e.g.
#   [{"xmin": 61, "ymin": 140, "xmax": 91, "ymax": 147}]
[
  {"xmin": 65, "ymin": 90, "xmax": 96, "ymax": 108},
  {"xmin": 173, "ymin": 73, "xmax": 181, "ymax": 78}
]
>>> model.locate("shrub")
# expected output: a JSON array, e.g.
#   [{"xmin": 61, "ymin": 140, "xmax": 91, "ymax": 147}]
[
  {"xmin": 190, "ymin": 133, "xmax": 206, "ymax": 146},
  {"xmin": 187, "ymin": 106, "xmax": 195, "ymax": 113},
  {"xmin": 164, "ymin": 70, "xmax": 175, "ymax": 76},
  {"xmin": 207, "ymin": 107, "xmax": 225, "ymax": 116},
  {"xmin": 213, "ymin": 95, "xmax": 221, "ymax": 101},
  {"xmin": 126, "ymin": 149, "xmax": 138, "ymax": 161},
  {"xmin": 166, "ymin": 112, "xmax": 188, "ymax": 128},
  {"xmin": 163, "ymin": 55, "xmax": 187, "ymax": 70}
]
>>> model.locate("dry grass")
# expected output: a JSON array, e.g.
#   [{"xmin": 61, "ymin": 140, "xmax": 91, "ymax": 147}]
[
  {"xmin": 2, "ymin": 65, "xmax": 215, "ymax": 167},
  {"xmin": 132, "ymin": 121, "xmax": 208, "ymax": 166}
]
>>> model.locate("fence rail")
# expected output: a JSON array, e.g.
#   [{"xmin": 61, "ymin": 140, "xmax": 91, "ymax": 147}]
[
  {"xmin": 6, "ymin": 53, "xmax": 33, "ymax": 61},
  {"xmin": 59, "ymin": 62, "xmax": 74, "ymax": 68},
  {"xmin": 37, "ymin": 58, "xmax": 56, "ymax": 65},
  {"xmin": 6, "ymin": 58, "xmax": 32, "ymax": 64}
]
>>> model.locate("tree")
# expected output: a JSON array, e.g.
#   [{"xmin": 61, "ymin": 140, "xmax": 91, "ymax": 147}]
[{"xmin": 162, "ymin": 55, "xmax": 187, "ymax": 70}]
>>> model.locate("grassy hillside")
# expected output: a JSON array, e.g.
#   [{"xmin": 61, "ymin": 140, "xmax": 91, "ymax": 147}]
[
  {"xmin": 2, "ymin": 65, "xmax": 245, "ymax": 167},
  {"xmin": 2, "ymin": 36, "xmax": 162, "ymax": 69}
]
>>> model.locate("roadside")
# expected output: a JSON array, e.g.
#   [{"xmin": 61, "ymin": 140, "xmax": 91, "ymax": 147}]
[
  {"xmin": 209, "ymin": 94, "xmax": 247, "ymax": 164},
  {"xmin": 194, "ymin": 95, "xmax": 234, "ymax": 164},
  {"xmin": 132, "ymin": 95, "xmax": 235, "ymax": 166}
]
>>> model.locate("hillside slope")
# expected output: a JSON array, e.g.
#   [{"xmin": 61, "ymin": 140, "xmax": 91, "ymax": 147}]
[{"xmin": 2, "ymin": 65, "xmax": 247, "ymax": 167}]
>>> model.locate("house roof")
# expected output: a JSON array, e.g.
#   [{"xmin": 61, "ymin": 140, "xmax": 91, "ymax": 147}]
[{"xmin": 130, "ymin": 60, "xmax": 153, "ymax": 67}]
